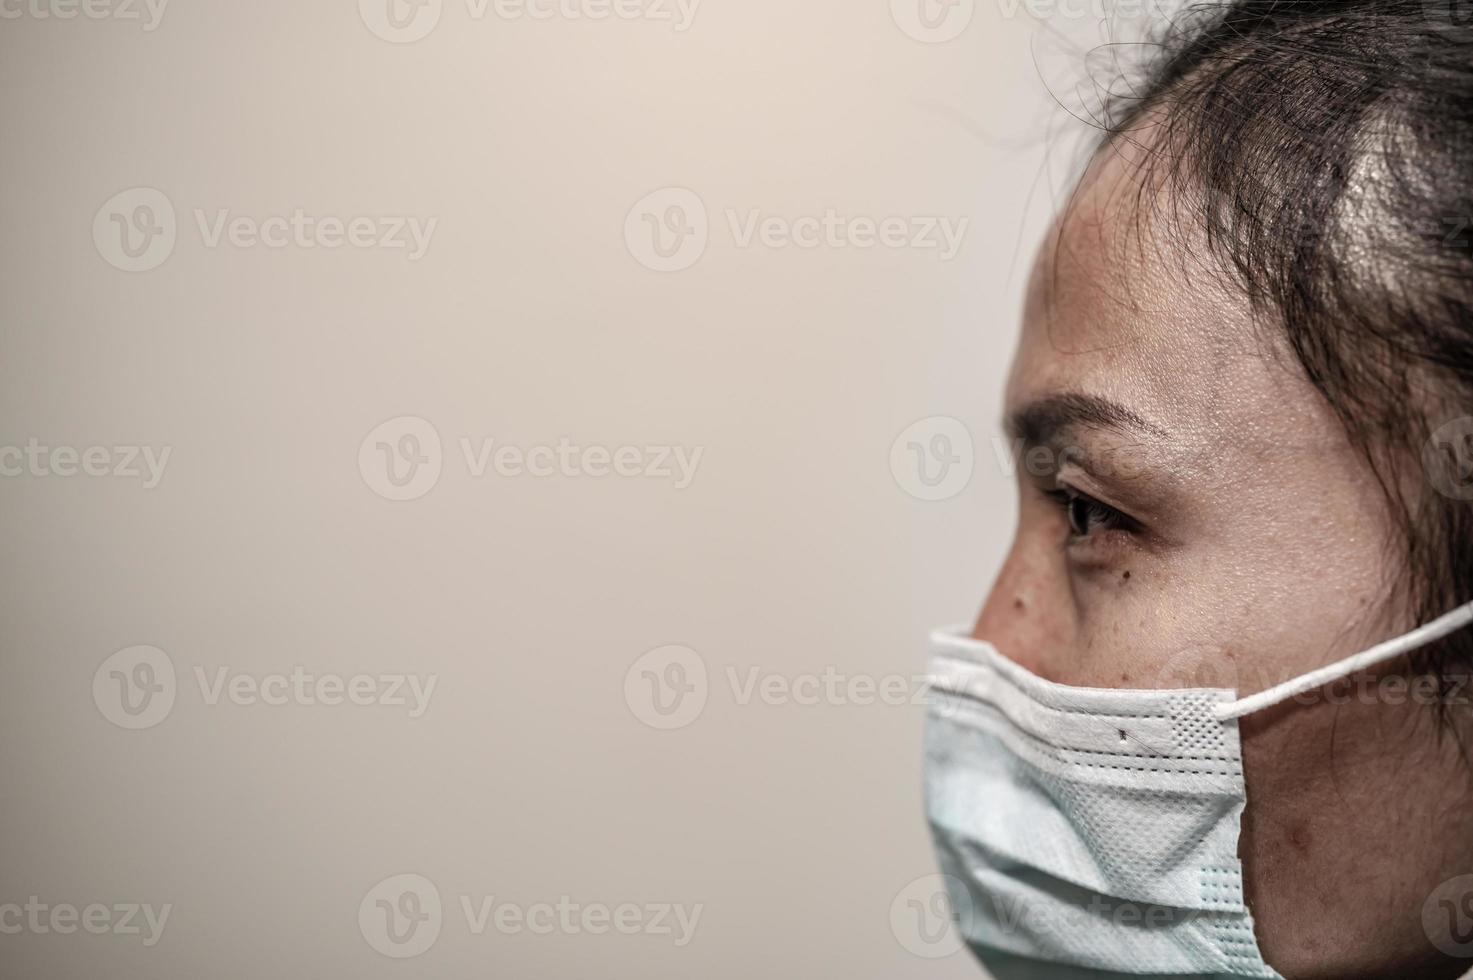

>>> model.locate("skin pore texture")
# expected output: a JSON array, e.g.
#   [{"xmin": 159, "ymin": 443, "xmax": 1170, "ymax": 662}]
[{"xmin": 971, "ymin": 143, "xmax": 1473, "ymax": 978}]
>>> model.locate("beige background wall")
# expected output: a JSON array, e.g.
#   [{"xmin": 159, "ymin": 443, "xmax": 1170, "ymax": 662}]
[{"xmin": 0, "ymin": 1, "xmax": 1135, "ymax": 976}]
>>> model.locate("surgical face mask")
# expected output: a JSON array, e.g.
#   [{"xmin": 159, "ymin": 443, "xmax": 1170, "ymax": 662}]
[{"xmin": 923, "ymin": 603, "xmax": 1473, "ymax": 979}]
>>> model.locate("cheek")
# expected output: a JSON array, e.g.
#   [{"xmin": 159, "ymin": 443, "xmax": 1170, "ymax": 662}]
[
  {"xmin": 974, "ymin": 498, "xmax": 1176, "ymax": 686},
  {"xmin": 1238, "ymin": 698, "xmax": 1473, "ymax": 976},
  {"xmin": 977, "ymin": 493, "xmax": 1213, "ymax": 688}
]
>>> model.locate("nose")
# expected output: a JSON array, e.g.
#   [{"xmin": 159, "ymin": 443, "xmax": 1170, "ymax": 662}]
[{"xmin": 972, "ymin": 531, "xmax": 1073, "ymax": 680}]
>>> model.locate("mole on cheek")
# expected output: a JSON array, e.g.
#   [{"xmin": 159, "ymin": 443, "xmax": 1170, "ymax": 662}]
[
  {"xmin": 1013, "ymin": 597, "xmax": 1026, "ymax": 612},
  {"xmin": 1122, "ymin": 571, "xmax": 1131, "ymax": 581}
]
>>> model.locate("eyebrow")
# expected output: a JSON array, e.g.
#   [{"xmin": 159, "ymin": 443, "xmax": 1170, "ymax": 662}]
[{"xmin": 1006, "ymin": 392, "xmax": 1169, "ymax": 444}]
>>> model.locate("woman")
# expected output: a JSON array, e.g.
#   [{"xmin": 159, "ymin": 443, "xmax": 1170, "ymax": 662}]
[{"xmin": 925, "ymin": 1, "xmax": 1473, "ymax": 977}]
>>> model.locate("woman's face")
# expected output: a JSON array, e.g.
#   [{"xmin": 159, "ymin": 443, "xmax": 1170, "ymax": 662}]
[{"xmin": 976, "ymin": 150, "xmax": 1473, "ymax": 978}]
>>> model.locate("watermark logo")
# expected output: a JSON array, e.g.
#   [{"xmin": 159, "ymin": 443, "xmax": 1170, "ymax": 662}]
[
  {"xmin": 890, "ymin": 0, "xmax": 973, "ymax": 42},
  {"xmin": 1424, "ymin": 874, "xmax": 1473, "ymax": 957},
  {"xmin": 361, "ymin": 0, "xmax": 698, "ymax": 40},
  {"xmin": 992, "ymin": 0, "xmax": 1156, "ymax": 23},
  {"xmin": 0, "ymin": 0, "xmax": 169, "ymax": 30},
  {"xmin": 359, "ymin": 416, "xmax": 444, "ymax": 502},
  {"xmin": 359, "ymin": 874, "xmax": 701, "ymax": 950},
  {"xmin": 890, "ymin": 416, "xmax": 973, "ymax": 501},
  {"xmin": 359, "ymin": 0, "xmax": 443, "ymax": 41},
  {"xmin": 95, "ymin": 647, "xmax": 437, "ymax": 725},
  {"xmin": 726, "ymin": 209, "xmax": 967, "ymax": 259},
  {"xmin": 93, "ymin": 187, "xmax": 176, "ymax": 272},
  {"xmin": 360, "ymin": 419, "xmax": 704, "ymax": 500},
  {"xmin": 360, "ymin": 873, "xmax": 443, "ymax": 958},
  {"xmin": 491, "ymin": 0, "xmax": 699, "ymax": 28},
  {"xmin": 96, "ymin": 190, "xmax": 437, "ymax": 271},
  {"xmin": 459, "ymin": 437, "xmax": 702, "ymax": 487},
  {"xmin": 625, "ymin": 187, "xmax": 709, "ymax": 273},
  {"xmin": 624, "ymin": 188, "xmax": 968, "ymax": 272},
  {"xmin": 923, "ymin": 669, "xmax": 984, "ymax": 724},
  {"xmin": 0, "ymin": 440, "xmax": 171, "ymax": 488},
  {"xmin": 0, "ymin": 899, "xmax": 171, "ymax": 946},
  {"xmin": 987, "ymin": 433, "xmax": 1157, "ymax": 485},
  {"xmin": 1426, "ymin": 416, "xmax": 1473, "ymax": 501},
  {"xmin": 624, "ymin": 645, "xmax": 707, "ymax": 730},
  {"xmin": 93, "ymin": 645, "xmax": 176, "ymax": 730},
  {"xmin": 1424, "ymin": 0, "xmax": 1473, "ymax": 37},
  {"xmin": 193, "ymin": 209, "xmax": 436, "ymax": 258},
  {"xmin": 624, "ymin": 650, "xmax": 937, "ymax": 730},
  {"xmin": 194, "ymin": 667, "xmax": 436, "ymax": 717},
  {"xmin": 1441, "ymin": 216, "xmax": 1472, "ymax": 251},
  {"xmin": 1155, "ymin": 643, "xmax": 1464, "ymax": 710},
  {"xmin": 460, "ymin": 894, "xmax": 701, "ymax": 944},
  {"xmin": 890, "ymin": 873, "xmax": 971, "ymax": 958}
]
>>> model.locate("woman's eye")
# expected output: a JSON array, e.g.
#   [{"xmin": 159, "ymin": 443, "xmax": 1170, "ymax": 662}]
[{"xmin": 1046, "ymin": 488, "xmax": 1131, "ymax": 538}]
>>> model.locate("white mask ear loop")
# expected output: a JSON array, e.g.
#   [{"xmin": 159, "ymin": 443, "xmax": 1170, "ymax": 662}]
[{"xmin": 1215, "ymin": 601, "xmax": 1473, "ymax": 721}]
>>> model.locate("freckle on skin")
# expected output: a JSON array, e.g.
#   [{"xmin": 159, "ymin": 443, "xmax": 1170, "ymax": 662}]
[
  {"xmin": 1013, "ymin": 597, "xmax": 1025, "ymax": 611},
  {"xmin": 1289, "ymin": 822, "xmax": 1312, "ymax": 855}
]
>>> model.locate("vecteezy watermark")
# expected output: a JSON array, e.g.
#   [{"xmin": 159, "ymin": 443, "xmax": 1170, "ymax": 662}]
[
  {"xmin": 894, "ymin": 0, "xmax": 1159, "ymax": 37},
  {"xmin": 358, "ymin": 0, "xmax": 443, "ymax": 42},
  {"xmin": 92, "ymin": 188, "xmax": 437, "ymax": 272},
  {"xmin": 890, "ymin": 873, "xmax": 972, "ymax": 958},
  {"xmin": 358, "ymin": 417, "xmax": 444, "ymax": 502},
  {"xmin": 459, "ymin": 895, "xmax": 701, "ymax": 946},
  {"xmin": 1442, "ymin": 216, "xmax": 1473, "ymax": 250},
  {"xmin": 92, "ymin": 646, "xmax": 176, "ymax": 729},
  {"xmin": 1423, "ymin": 0, "xmax": 1473, "ymax": 38},
  {"xmin": 890, "ymin": 0, "xmax": 973, "ymax": 42},
  {"xmin": 0, "ymin": 439, "xmax": 171, "ymax": 488},
  {"xmin": 623, "ymin": 646, "xmax": 937, "ymax": 730},
  {"xmin": 986, "ymin": 434, "xmax": 1157, "ymax": 484},
  {"xmin": 358, "ymin": 416, "xmax": 705, "ymax": 502},
  {"xmin": 1425, "ymin": 416, "xmax": 1473, "ymax": 501},
  {"xmin": 91, "ymin": 645, "xmax": 438, "ymax": 730},
  {"xmin": 624, "ymin": 645, "xmax": 708, "ymax": 730},
  {"xmin": 901, "ymin": 881, "xmax": 1223, "ymax": 957},
  {"xmin": 993, "ymin": 0, "xmax": 1157, "ymax": 22},
  {"xmin": 623, "ymin": 188, "xmax": 708, "ymax": 273},
  {"xmin": 358, "ymin": 873, "xmax": 702, "ymax": 958},
  {"xmin": 193, "ymin": 209, "xmax": 436, "ymax": 259},
  {"xmin": 359, "ymin": 874, "xmax": 443, "ymax": 958},
  {"xmin": 623, "ymin": 187, "xmax": 969, "ymax": 272},
  {"xmin": 0, "ymin": 898, "xmax": 171, "ymax": 946},
  {"xmin": 459, "ymin": 437, "xmax": 702, "ymax": 487},
  {"xmin": 358, "ymin": 0, "xmax": 699, "ymax": 43},
  {"xmin": 890, "ymin": 416, "xmax": 974, "ymax": 502},
  {"xmin": 0, "ymin": 0, "xmax": 168, "ymax": 29},
  {"xmin": 1154, "ymin": 642, "xmax": 1473, "ymax": 711},
  {"xmin": 193, "ymin": 667, "xmax": 436, "ymax": 717},
  {"xmin": 92, "ymin": 188, "xmax": 176, "ymax": 272},
  {"xmin": 1424, "ymin": 874, "xmax": 1473, "ymax": 958}
]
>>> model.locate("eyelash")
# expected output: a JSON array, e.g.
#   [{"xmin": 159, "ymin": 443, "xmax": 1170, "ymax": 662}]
[{"xmin": 1043, "ymin": 487, "xmax": 1136, "ymax": 539}]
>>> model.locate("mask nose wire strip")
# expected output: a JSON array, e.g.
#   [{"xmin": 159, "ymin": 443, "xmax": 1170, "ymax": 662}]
[{"xmin": 1214, "ymin": 601, "xmax": 1473, "ymax": 722}]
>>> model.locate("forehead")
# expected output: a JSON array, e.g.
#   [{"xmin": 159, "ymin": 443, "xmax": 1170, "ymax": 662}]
[{"xmin": 1008, "ymin": 148, "xmax": 1315, "ymax": 445}]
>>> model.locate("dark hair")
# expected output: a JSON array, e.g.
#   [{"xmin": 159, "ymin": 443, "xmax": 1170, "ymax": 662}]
[{"xmin": 1092, "ymin": 0, "xmax": 1473, "ymax": 724}]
